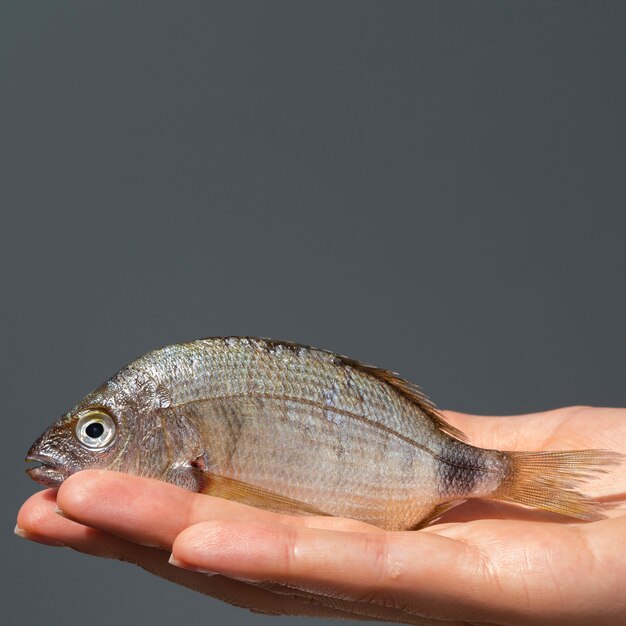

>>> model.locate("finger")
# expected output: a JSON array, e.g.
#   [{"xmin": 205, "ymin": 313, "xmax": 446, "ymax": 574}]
[
  {"xmin": 442, "ymin": 406, "xmax": 626, "ymax": 452},
  {"xmin": 170, "ymin": 520, "xmax": 491, "ymax": 623},
  {"xmin": 441, "ymin": 407, "xmax": 576, "ymax": 450},
  {"xmin": 56, "ymin": 470, "xmax": 380, "ymax": 550},
  {"xmin": 427, "ymin": 498, "xmax": 609, "ymax": 526},
  {"xmin": 16, "ymin": 490, "xmax": 387, "ymax": 622},
  {"xmin": 255, "ymin": 582, "xmax": 466, "ymax": 626},
  {"xmin": 15, "ymin": 489, "xmax": 67, "ymax": 546},
  {"xmin": 17, "ymin": 490, "xmax": 498, "ymax": 625}
]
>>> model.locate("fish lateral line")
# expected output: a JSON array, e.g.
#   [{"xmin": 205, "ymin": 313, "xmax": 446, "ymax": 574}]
[{"xmin": 172, "ymin": 391, "xmax": 484, "ymax": 470}]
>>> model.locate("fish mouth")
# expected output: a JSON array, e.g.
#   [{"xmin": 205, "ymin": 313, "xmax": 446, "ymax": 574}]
[{"xmin": 25, "ymin": 453, "xmax": 69, "ymax": 488}]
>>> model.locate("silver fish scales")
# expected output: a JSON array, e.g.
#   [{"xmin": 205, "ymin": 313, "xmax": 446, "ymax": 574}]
[{"xmin": 26, "ymin": 337, "xmax": 621, "ymax": 530}]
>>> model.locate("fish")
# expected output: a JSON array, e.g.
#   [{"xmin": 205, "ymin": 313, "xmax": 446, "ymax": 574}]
[{"xmin": 26, "ymin": 337, "xmax": 622, "ymax": 530}]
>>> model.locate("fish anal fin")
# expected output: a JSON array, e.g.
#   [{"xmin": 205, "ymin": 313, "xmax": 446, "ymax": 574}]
[
  {"xmin": 201, "ymin": 472, "xmax": 331, "ymax": 517},
  {"xmin": 411, "ymin": 500, "xmax": 467, "ymax": 530}
]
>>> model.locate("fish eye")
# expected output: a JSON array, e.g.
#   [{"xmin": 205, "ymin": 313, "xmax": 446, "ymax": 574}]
[{"xmin": 75, "ymin": 410, "xmax": 116, "ymax": 449}]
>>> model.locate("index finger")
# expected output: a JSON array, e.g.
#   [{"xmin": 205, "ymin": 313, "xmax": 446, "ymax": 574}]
[
  {"xmin": 170, "ymin": 519, "xmax": 487, "ymax": 624},
  {"xmin": 56, "ymin": 470, "xmax": 379, "ymax": 550}
]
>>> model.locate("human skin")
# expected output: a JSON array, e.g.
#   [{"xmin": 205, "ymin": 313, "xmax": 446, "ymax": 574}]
[{"xmin": 16, "ymin": 407, "xmax": 626, "ymax": 625}]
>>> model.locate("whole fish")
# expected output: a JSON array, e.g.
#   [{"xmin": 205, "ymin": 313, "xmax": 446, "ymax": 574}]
[{"xmin": 26, "ymin": 337, "xmax": 620, "ymax": 530}]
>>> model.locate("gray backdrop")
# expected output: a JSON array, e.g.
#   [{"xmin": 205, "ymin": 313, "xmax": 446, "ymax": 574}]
[{"xmin": 2, "ymin": 2, "xmax": 624, "ymax": 625}]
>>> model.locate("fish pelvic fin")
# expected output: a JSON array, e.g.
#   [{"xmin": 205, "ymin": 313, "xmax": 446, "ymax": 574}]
[
  {"xmin": 201, "ymin": 472, "xmax": 332, "ymax": 518},
  {"xmin": 411, "ymin": 500, "xmax": 468, "ymax": 529},
  {"xmin": 494, "ymin": 449, "xmax": 624, "ymax": 521}
]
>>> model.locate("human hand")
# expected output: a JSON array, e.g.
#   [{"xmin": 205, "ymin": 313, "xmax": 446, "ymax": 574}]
[{"xmin": 16, "ymin": 407, "xmax": 626, "ymax": 625}]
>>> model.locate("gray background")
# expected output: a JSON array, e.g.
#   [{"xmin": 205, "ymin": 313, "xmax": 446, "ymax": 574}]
[{"xmin": 1, "ymin": 1, "xmax": 624, "ymax": 625}]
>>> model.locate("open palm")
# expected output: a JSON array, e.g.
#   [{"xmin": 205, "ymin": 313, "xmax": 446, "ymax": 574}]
[{"xmin": 17, "ymin": 407, "xmax": 626, "ymax": 625}]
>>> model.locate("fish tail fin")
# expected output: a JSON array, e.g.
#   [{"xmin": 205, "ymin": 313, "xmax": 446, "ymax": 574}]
[{"xmin": 495, "ymin": 449, "xmax": 623, "ymax": 521}]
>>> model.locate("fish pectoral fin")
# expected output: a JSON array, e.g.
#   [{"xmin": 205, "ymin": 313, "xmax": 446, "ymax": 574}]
[
  {"xmin": 200, "ymin": 472, "xmax": 332, "ymax": 517},
  {"xmin": 411, "ymin": 500, "xmax": 467, "ymax": 530}
]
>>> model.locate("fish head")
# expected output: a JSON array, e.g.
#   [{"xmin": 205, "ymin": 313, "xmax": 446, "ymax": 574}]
[
  {"xmin": 26, "ymin": 406, "xmax": 120, "ymax": 488},
  {"xmin": 26, "ymin": 367, "xmax": 173, "ymax": 488}
]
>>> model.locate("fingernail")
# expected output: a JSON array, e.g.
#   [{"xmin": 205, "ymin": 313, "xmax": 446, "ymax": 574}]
[
  {"xmin": 54, "ymin": 507, "xmax": 67, "ymax": 518},
  {"xmin": 14, "ymin": 525, "xmax": 27, "ymax": 538},
  {"xmin": 227, "ymin": 575, "xmax": 260, "ymax": 584},
  {"xmin": 168, "ymin": 554, "xmax": 218, "ymax": 576},
  {"xmin": 14, "ymin": 525, "xmax": 66, "ymax": 547}
]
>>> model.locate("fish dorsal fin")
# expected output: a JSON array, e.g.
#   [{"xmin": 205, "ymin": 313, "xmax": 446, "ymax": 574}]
[
  {"xmin": 335, "ymin": 355, "xmax": 469, "ymax": 443},
  {"xmin": 198, "ymin": 337, "xmax": 468, "ymax": 443},
  {"xmin": 248, "ymin": 337, "xmax": 469, "ymax": 443},
  {"xmin": 201, "ymin": 472, "xmax": 332, "ymax": 517}
]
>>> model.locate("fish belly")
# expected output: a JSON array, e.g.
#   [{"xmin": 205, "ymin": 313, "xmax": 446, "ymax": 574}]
[{"xmin": 192, "ymin": 395, "xmax": 442, "ymax": 530}]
